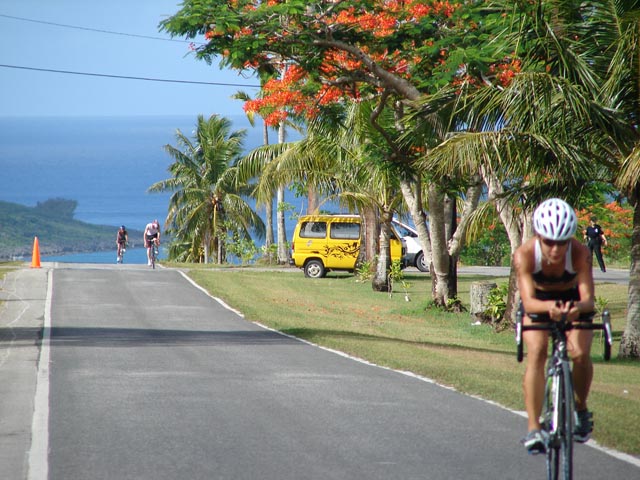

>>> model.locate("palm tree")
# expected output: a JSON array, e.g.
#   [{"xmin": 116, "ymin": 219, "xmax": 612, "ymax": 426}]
[
  {"xmin": 414, "ymin": 0, "xmax": 631, "ymax": 324},
  {"xmin": 247, "ymin": 101, "xmax": 411, "ymax": 290},
  {"xmin": 494, "ymin": 0, "xmax": 640, "ymax": 355},
  {"xmin": 232, "ymin": 90, "xmax": 276, "ymax": 254},
  {"xmin": 149, "ymin": 114, "xmax": 264, "ymax": 263},
  {"xmin": 599, "ymin": 0, "xmax": 640, "ymax": 358}
]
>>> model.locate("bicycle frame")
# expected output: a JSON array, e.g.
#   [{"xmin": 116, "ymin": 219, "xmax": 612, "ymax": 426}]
[
  {"xmin": 147, "ymin": 238, "xmax": 159, "ymax": 269},
  {"xmin": 150, "ymin": 240, "xmax": 158, "ymax": 269},
  {"xmin": 515, "ymin": 310, "xmax": 612, "ymax": 480}
]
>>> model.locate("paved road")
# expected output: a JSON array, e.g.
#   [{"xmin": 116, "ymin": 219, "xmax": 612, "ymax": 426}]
[
  {"xmin": 1, "ymin": 264, "xmax": 638, "ymax": 479},
  {"xmin": 454, "ymin": 265, "xmax": 629, "ymax": 285}
]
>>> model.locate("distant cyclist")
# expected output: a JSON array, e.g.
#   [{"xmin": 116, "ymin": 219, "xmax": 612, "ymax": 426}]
[
  {"xmin": 116, "ymin": 225, "xmax": 128, "ymax": 263},
  {"xmin": 513, "ymin": 198, "xmax": 596, "ymax": 454},
  {"xmin": 144, "ymin": 219, "xmax": 161, "ymax": 266}
]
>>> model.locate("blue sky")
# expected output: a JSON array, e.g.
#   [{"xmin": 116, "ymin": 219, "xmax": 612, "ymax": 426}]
[{"xmin": 0, "ymin": 1, "xmax": 260, "ymax": 117}]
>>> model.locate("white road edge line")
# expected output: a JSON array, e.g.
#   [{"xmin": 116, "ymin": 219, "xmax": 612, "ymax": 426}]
[
  {"xmin": 182, "ymin": 271, "xmax": 640, "ymax": 469},
  {"xmin": 28, "ymin": 268, "xmax": 52, "ymax": 480}
]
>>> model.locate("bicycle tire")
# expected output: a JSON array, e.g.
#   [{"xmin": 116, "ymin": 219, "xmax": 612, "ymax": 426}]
[
  {"xmin": 515, "ymin": 310, "xmax": 524, "ymax": 362},
  {"xmin": 602, "ymin": 310, "xmax": 612, "ymax": 361},
  {"xmin": 544, "ymin": 371, "xmax": 559, "ymax": 480},
  {"xmin": 552, "ymin": 362, "xmax": 574, "ymax": 480},
  {"xmin": 544, "ymin": 361, "xmax": 574, "ymax": 480}
]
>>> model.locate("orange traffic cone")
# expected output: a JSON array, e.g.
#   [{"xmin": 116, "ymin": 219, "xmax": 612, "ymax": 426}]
[{"xmin": 31, "ymin": 236, "xmax": 41, "ymax": 268}]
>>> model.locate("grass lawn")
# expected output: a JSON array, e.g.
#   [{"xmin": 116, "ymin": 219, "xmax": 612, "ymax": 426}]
[{"xmin": 180, "ymin": 265, "xmax": 640, "ymax": 457}]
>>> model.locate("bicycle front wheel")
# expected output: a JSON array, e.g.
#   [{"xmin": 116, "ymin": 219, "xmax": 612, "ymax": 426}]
[
  {"xmin": 546, "ymin": 362, "xmax": 574, "ymax": 480},
  {"xmin": 559, "ymin": 361, "xmax": 574, "ymax": 480},
  {"xmin": 543, "ymin": 371, "xmax": 559, "ymax": 480}
]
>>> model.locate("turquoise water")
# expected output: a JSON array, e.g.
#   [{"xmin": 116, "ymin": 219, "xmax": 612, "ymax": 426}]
[
  {"xmin": 1, "ymin": 115, "xmax": 338, "ymax": 264},
  {"xmin": 42, "ymin": 247, "xmax": 162, "ymax": 265},
  {"xmin": 0, "ymin": 115, "xmax": 264, "ymax": 228}
]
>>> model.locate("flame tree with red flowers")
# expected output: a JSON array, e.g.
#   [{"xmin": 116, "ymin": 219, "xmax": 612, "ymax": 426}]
[
  {"xmin": 160, "ymin": 1, "xmax": 630, "ymax": 322},
  {"xmin": 160, "ymin": 0, "xmax": 521, "ymax": 304}
]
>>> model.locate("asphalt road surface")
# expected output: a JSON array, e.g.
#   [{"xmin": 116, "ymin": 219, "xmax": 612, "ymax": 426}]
[{"xmin": 1, "ymin": 264, "xmax": 638, "ymax": 479}]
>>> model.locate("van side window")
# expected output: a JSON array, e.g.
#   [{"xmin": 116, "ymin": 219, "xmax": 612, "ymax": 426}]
[
  {"xmin": 300, "ymin": 221, "xmax": 327, "ymax": 238},
  {"xmin": 331, "ymin": 222, "xmax": 360, "ymax": 240}
]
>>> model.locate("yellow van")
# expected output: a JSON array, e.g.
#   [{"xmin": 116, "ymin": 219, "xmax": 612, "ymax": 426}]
[{"xmin": 290, "ymin": 214, "xmax": 405, "ymax": 278}]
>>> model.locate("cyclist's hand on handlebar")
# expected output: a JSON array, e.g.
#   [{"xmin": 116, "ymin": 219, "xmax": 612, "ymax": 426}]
[{"xmin": 549, "ymin": 300, "xmax": 579, "ymax": 322}]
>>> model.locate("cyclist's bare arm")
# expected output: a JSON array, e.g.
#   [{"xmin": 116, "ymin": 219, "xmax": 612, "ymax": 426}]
[{"xmin": 513, "ymin": 244, "xmax": 557, "ymax": 317}]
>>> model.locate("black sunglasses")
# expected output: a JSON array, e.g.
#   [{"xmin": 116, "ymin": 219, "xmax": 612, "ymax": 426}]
[{"xmin": 542, "ymin": 238, "xmax": 569, "ymax": 247}]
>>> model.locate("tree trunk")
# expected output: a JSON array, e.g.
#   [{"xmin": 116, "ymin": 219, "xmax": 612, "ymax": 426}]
[
  {"xmin": 401, "ymin": 175, "xmax": 483, "ymax": 306},
  {"xmin": 307, "ymin": 187, "xmax": 320, "ymax": 214},
  {"xmin": 470, "ymin": 281, "xmax": 497, "ymax": 323},
  {"xmin": 620, "ymin": 187, "xmax": 640, "ymax": 359},
  {"xmin": 276, "ymin": 186, "xmax": 288, "ymax": 264},
  {"xmin": 444, "ymin": 194, "xmax": 458, "ymax": 299},
  {"xmin": 203, "ymin": 231, "xmax": 211, "ymax": 264},
  {"xmin": 400, "ymin": 177, "xmax": 432, "ymax": 265},
  {"xmin": 447, "ymin": 174, "xmax": 483, "ymax": 257},
  {"xmin": 361, "ymin": 207, "xmax": 379, "ymax": 266},
  {"xmin": 265, "ymin": 199, "xmax": 274, "ymax": 249},
  {"xmin": 483, "ymin": 169, "xmax": 525, "ymax": 329},
  {"xmin": 262, "ymin": 120, "xmax": 275, "ymax": 256},
  {"xmin": 276, "ymin": 123, "xmax": 289, "ymax": 264},
  {"xmin": 503, "ymin": 264, "xmax": 520, "ymax": 332},
  {"xmin": 372, "ymin": 208, "xmax": 393, "ymax": 292},
  {"xmin": 428, "ymin": 184, "xmax": 451, "ymax": 306}
]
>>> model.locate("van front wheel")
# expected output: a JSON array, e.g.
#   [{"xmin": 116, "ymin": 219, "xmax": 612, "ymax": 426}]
[{"xmin": 304, "ymin": 260, "xmax": 326, "ymax": 278}]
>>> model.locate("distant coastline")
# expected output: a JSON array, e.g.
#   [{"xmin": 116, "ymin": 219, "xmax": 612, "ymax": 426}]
[
  {"xmin": 0, "ymin": 115, "xmax": 267, "ymax": 228},
  {"xmin": 0, "ymin": 199, "xmax": 144, "ymax": 261},
  {"xmin": 0, "ymin": 115, "xmax": 311, "ymax": 263}
]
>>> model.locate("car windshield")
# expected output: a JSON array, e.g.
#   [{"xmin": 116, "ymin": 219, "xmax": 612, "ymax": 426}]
[{"xmin": 393, "ymin": 221, "xmax": 417, "ymax": 238}]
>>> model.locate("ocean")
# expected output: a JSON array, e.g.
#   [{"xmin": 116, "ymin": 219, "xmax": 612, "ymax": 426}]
[{"xmin": 0, "ymin": 115, "xmax": 310, "ymax": 264}]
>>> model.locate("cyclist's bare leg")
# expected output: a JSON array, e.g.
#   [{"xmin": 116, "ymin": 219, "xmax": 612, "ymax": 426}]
[
  {"xmin": 523, "ymin": 327, "xmax": 549, "ymax": 431},
  {"xmin": 568, "ymin": 329, "xmax": 594, "ymax": 411}
]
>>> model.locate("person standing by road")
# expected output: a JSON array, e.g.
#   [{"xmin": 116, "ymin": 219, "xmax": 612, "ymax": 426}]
[
  {"xmin": 116, "ymin": 225, "xmax": 128, "ymax": 263},
  {"xmin": 584, "ymin": 216, "xmax": 608, "ymax": 272},
  {"xmin": 513, "ymin": 198, "xmax": 596, "ymax": 454},
  {"xmin": 144, "ymin": 219, "xmax": 161, "ymax": 266}
]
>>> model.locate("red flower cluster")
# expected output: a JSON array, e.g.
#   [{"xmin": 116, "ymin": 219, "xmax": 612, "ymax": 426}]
[
  {"xmin": 244, "ymin": 65, "xmax": 321, "ymax": 126},
  {"xmin": 489, "ymin": 59, "xmax": 522, "ymax": 87}
]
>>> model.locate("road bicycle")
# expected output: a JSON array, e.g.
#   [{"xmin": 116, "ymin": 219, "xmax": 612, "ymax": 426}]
[
  {"xmin": 117, "ymin": 243, "xmax": 127, "ymax": 264},
  {"xmin": 148, "ymin": 239, "xmax": 159, "ymax": 269},
  {"xmin": 150, "ymin": 243, "xmax": 158, "ymax": 269},
  {"xmin": 515, "ymin": 307, "xmax": 612, "ymax": 480}
]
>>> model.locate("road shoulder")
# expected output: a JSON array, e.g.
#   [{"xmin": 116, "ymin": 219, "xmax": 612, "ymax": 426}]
[{"xmin": 0, "ymin": 267, "xmax": 49, "ymax": 479}]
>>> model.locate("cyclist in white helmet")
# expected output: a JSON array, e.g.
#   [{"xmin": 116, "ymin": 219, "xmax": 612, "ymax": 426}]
[{"xmin": 513, "ymin": 198, "xmax": 595, "ymax": 454}]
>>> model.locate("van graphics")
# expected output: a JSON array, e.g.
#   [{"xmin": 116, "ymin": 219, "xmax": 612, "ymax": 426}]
[{"xmin": 322, "ymin": 241, "xmax": 359, "ymax": 259}]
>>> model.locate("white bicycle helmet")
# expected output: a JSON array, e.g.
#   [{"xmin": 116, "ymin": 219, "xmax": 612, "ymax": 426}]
[{"xmin": 532, "ymin": 198, "xmax": 577, "ymax": 241}]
